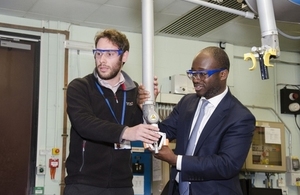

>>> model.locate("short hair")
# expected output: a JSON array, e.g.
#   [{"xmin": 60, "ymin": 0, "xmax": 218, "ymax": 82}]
[
  {"xmin": 202, "ymin": 46, "xmax": 230, "ymax": 71},
  {"xmin": 94, "ymin": 29, "xmax": 130, "ymax": 52}
]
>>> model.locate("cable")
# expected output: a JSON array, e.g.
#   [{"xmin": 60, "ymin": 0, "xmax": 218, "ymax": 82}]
[
  {"xmin": 277, "ymin": 27, "xmax": 300, "ymax": 40},
  {"xmin": 277, "ymin": 83, "xmax": 300, "ymax": 90},
  {"xmin": 294, "ymin": 114, "xmax": 300, "ymax": 131},
  {"xmin": 251, "ymin": 172, "xmax": 256, "ymax": 188}
]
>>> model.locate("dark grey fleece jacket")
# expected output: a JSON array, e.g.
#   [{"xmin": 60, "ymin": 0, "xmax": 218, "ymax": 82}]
[{"xmin": 65, "ymin": 69, "xmax": 143, "ymax": 188}]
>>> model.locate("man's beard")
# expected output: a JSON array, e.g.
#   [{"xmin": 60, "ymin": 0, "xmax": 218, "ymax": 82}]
[{"xmin": 97, "ymin": 61, "xmax": 122, "ymax": 80}]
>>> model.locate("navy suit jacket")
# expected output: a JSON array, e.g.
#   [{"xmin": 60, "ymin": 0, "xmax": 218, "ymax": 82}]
[{"xmin": 158, "ymin": 90, "xmax": 255, "ymax": 195}]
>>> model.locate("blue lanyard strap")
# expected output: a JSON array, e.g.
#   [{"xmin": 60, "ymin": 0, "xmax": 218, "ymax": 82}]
[{"xmin": 95, "ymin": 82, "xmax": 126, "ymax": 125}]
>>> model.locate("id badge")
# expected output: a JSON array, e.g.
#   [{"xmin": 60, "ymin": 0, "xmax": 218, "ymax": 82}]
[{"xmin": 114, "ymin": 140, "xmax": 131, "ymax": 150}]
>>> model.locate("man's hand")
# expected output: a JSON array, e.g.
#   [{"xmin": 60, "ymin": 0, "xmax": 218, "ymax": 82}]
[
  {"xmin": 122, "ymin": 124, "xmax": 161, "ymax": 144},
  {"xmin": 152, "ymin": 145, "xmax": 177, "ymax": 166},
  {"xmin": 153, "ymin": 76, "xmax": 160, "ymax": 98},
  {"xmin": 137, "ymin": 76, "xmax": 160, "ymax": 108}
]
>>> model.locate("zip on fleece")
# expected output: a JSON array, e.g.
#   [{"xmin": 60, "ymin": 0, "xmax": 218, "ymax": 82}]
[{"xmin": 79, "ymin": 140, "xmax": 86, "ymax": 172}]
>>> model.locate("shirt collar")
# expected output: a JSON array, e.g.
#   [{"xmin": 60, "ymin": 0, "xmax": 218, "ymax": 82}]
[
  {"xmin": 201, "ymin": 86, "xmax": 228, "ymax": 108},
  {"xmin": 97, "ymin": 73, "xmax": 125, "ymax": 93}
]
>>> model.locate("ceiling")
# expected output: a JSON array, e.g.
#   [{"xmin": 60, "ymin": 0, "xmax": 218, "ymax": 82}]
[{"xmin": 0, "ymin": 0, "xmax": 299, "ymax": 53}]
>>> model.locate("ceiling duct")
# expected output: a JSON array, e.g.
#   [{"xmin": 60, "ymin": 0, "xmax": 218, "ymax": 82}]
[{"xmin": 157, "ymin": 0, "xmax": 245, "ymax": 39}]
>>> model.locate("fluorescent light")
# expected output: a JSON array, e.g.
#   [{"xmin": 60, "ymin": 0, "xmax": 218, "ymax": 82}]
[
  {"xmin": 64, "ymin": 40, "xmax": 94, "ymax": 51},
  {"xmin": 0, "ymin": 40, "xmax": 31, "ymax": 50},
  {"xmin": 0, "ymin": 34, "xmax": 40, "ymax": 42}
]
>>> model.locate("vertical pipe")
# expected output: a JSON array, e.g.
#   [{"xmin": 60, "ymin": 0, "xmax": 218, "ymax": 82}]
[
  {"xmin": 256, "ymin": 0, "xmax": 277, "ymax": 37},
  {"xmin": 141, "ymin": 0, "xmax": 154, "ymax": 105},
  {"xmin": 256, "ymin": 0, "xmax": 280, "ymax": 57}
]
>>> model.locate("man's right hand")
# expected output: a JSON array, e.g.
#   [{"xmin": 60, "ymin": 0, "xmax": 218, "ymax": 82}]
[
  {"xmin": 153, "ymin": 145, "xmax": 177, "ymax": 166},
  {"xmin": 122, "ymin": 124, "xmax": 160, "ymax": 144}
]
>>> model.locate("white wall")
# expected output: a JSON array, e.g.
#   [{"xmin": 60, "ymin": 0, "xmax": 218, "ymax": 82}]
[{"xmin": 1, "ymin": 14, "xmax": 300, "ymax": 195}]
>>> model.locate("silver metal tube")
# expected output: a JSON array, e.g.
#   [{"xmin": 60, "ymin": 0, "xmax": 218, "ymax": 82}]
[
  {"xmin": 142, "ymin": 0, "xmax": 154, "ymax": 105},
  {"xmin": 185, "ymin": 0, "xmax": 255, "ymax": 19},
  {"xmin": 255, "ymin": 0, "xmax": 280, "ymax": 57},
  {"xmin": 256, "ymin": 0, "xmax": 278, "ymax": 37},
  {"xmin": 141, "ymin": 0, "xmax": 161, "ymax": 153}
]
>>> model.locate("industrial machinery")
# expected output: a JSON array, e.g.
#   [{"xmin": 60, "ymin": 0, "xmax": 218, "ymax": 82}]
[
  {"xmin": 185, "ymin": 0, "xmax": 300, "ymax": 80},
  {"xmin": 242, "ymin": 0, "xmax": 300, "ymax": 80}
]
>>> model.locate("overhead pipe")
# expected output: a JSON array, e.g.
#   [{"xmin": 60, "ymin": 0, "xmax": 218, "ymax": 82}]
[{"xmin": 184, "ymin": 0, "xmax": 256, "ymax": 19}]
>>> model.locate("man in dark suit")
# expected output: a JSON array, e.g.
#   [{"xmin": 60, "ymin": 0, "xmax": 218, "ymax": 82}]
[{"xmin": 142, "ymin": 46, "xmax": 255, "ymax": 195}]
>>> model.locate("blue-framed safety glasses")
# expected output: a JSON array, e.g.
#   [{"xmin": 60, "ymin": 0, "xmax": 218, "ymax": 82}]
[{"xmin": 186, "ymin": 68, "xmax": 226, "ymax": 80}]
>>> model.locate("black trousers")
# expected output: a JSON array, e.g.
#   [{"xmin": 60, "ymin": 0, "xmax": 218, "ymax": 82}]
[{"xmin": 64, "ymin": 184, "xmax": 134, "ymax": 195}]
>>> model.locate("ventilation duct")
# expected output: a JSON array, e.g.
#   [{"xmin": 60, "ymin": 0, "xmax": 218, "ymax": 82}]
[{"xmin": 157, "ymin": 0, "xmax": 246, "ymax": 39}]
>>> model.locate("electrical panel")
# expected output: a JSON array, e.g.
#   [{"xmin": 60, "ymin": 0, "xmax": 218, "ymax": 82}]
[
  {"xmin": 286, "ymin": 156, "xmax": 300, "ymax": 186},
  {"xmin": 287, "ymin": 156, "xmax": 300, "ymax": 172},
  {"xmin": 280, "ymin": 87, "xmax": 300, "ymax": 115},
  {"xmin": 170, "ymin": 74, "xmax": 194, "ymax": 95},
  {"xmin": 242, "ymin": 121, "xmax": 286, "ymax": 173},
  {"xmin": 131, "ymin": 141, "xmax": 152, "ymax": 195}
]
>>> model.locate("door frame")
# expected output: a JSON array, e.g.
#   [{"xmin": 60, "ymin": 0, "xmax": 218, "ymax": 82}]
[{"xmin": 0, "ymin": 30, "xmax": 40, "ymax": 194}]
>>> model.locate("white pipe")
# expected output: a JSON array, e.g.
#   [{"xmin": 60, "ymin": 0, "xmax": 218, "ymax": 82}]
[
  {"xmin": 141, "ymin": 0, "xmax": 154, "ymax": 104},
  {"xmin": 185, "ymin": 0, "xmax": 256, "ymax": 19},
  {"xmin": 256, "ymin": 0, "xmax": 278, "ymax": 37},
  {"xmin": 255, "ymin": 0, "xmax": 280, "ymax": 57}
]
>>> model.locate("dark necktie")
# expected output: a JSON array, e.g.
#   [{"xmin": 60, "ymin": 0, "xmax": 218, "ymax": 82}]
[{"xmin": 179, "ymin": 99, "xmax": 209, "ymax": 195}]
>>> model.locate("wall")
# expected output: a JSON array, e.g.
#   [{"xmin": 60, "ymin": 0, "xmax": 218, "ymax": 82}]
[{"xmin": 0, "ymin": 14, "xmax": 300, "ymax": 195}]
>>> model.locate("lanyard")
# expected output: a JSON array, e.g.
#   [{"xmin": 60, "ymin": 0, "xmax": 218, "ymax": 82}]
[{"xmin": 95, "ymin": 82, "xmax": 126, "ymax": 125}]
